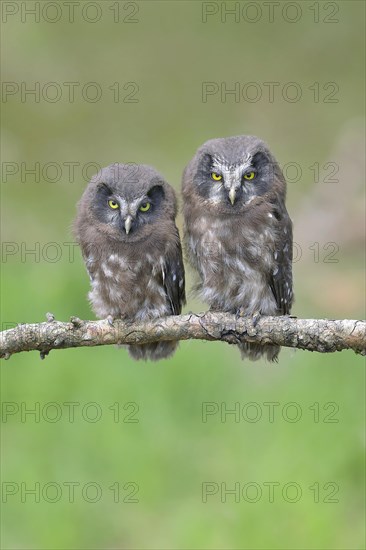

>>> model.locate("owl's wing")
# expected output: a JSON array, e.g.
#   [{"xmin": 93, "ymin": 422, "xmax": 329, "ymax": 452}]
[
  {"xmin": 81, "ymin": 246, "xmax": 97, "ymax": 282},
  {"xmin": 162, "ymin": 238, "xmax": 186, "ymax": 316},
  {"xmin": 269, "ymin": 213, "xmax": 293, "ymax": 315}
]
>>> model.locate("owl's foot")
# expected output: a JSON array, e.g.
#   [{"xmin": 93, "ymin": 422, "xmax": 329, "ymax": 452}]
[
  {"xmin": 235, "ymin": 309, "xmax": 261, "ymax": 327},
  {"xmin": 46, "ymin": 312, "xmax": 55, "ymax": 322},
  {"xmin": 235, "ymin": 307, "xmax": 246, "ymax": 320},
  {"xmin": 251, "ymin": 310, "xmax": 261, "ymax": 327}
]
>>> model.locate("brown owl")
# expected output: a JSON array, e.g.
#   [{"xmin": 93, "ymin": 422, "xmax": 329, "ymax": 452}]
[
  {"xmin": 74, "ymin": 163, "xmax": 185, "ymax": 361},
  {"xmin": 182, "ymin": 135, "xmax": 293, "ymax": 361}
]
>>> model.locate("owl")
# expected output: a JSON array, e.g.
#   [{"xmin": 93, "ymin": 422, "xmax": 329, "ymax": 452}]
[
  {"xmin": 74, "ymin": 163, "xmax": 186, "ymax": 361},
  {"xmin": 182, "ymin": 135, "xmax": 293, "ymax": 361}
]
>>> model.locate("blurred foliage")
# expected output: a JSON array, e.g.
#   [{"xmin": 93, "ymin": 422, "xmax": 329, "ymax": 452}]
[{"xmin": 1, "ymin": 1, "xmax": 365, "ymax": 549}]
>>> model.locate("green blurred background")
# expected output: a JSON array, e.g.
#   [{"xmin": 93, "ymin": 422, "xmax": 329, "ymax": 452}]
[{"xmin": 1, "ymin": 1, "xmax": 365, "ymax": 548}]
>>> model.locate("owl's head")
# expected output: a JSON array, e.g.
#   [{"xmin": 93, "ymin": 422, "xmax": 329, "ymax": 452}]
[
  {"xmin": 183, "ymin": 135, "xmax": 286, "ymax": 212},
  {"xmin": 76, "ymin": 163, "xmax": 177, "ymax": 243}
]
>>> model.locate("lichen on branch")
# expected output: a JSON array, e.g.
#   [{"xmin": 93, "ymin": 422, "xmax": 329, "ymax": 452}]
[{"xmin": 0, "ymin": 313, "xmax": 365, "ymax": 360}]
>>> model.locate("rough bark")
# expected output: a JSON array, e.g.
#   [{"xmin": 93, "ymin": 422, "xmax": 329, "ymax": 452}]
[{"xmin": 0, "ymin": 313, "xmax": 365, "ymax": 359}]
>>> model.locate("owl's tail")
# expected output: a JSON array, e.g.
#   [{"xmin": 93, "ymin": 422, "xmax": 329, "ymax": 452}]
[
  {"xmin": 127, "ymin": 342, "xmax": 178, "ymax": 361},
  {"xmin": 238, "ymin": 342, "xmax": 280, "ymax": 362}
]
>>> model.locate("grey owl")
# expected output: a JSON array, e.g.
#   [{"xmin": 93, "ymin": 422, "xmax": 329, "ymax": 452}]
[
  {"xmin": 74, "ymin": 163, "xmax": 186, "ymax": 361},
  {"xmin": 182, "ymin": 135, "xmax": 293, "ymax": 361}
]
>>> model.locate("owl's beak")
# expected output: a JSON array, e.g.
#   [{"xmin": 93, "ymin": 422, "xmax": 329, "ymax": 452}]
[
  {"xmin": 229, "ymin": 188, "xmax": 236, "ymax": 205},
  {"xmin": 124, "ymin": 215, "xmax": 133, "ymax": 234}
]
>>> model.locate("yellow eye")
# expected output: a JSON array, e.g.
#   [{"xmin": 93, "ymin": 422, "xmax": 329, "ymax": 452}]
[
  {"xmin": 139, "ymin": 202, "xmax": 151, "ymax": 212},
  {"xmin": 211, "ymin": 172, "xmax": 223, "ymax": 181},
  {"xmin": 108, "ymin": 199, "xmax": 119, "ymax": 209},
  {"xmin": 244, "ymin": 171, "xmax": 256, "ymax": 181}
]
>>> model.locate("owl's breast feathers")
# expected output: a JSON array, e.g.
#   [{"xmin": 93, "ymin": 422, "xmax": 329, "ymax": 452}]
[
  {"xmin": 80, "ymin": 226, "xmax": 185, "ymax": 321},
  {"xmin": 184, "ymin": 194, "xmax": 293, "ymax": 315}
]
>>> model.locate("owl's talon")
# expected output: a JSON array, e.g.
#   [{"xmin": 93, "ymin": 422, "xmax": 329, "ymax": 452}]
[
  {"xmin": 251, "ymin": 311, "xmax": 261, "ymax": 327},
  {"xmin": 235, "ymin": 308, "xmax": 246, "ymax": 320},
  {"xmin": 40, "ymin": 350, "xmax": 49, "ymax": 360},
  {"xmin": 107, "ymin": 315, "xmax": 115, "ymax": 327}
]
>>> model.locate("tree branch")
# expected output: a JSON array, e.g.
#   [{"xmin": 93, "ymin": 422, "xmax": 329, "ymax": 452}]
[{"xmin": 1, "ymin": 313, "xmax": 365, "ymax": 359}]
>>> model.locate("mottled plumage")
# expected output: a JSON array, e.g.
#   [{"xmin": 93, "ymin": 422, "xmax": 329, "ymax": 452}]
[
  {"xmin": 74, "ymin": 163, "xmax": 185, "ymax": 361},
  {"xmin": 182, "ymin": 135, "xmax": 293, "ymax": 361}
]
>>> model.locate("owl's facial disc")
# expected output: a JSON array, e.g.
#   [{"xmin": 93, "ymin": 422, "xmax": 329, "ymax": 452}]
[
  {"xmin": 197, "ymin": 152, "xmax": 272, "ymax": 209},
  {"xmin": 94, "ymin": 183, "xmax": 164, "ymax": 239}
]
